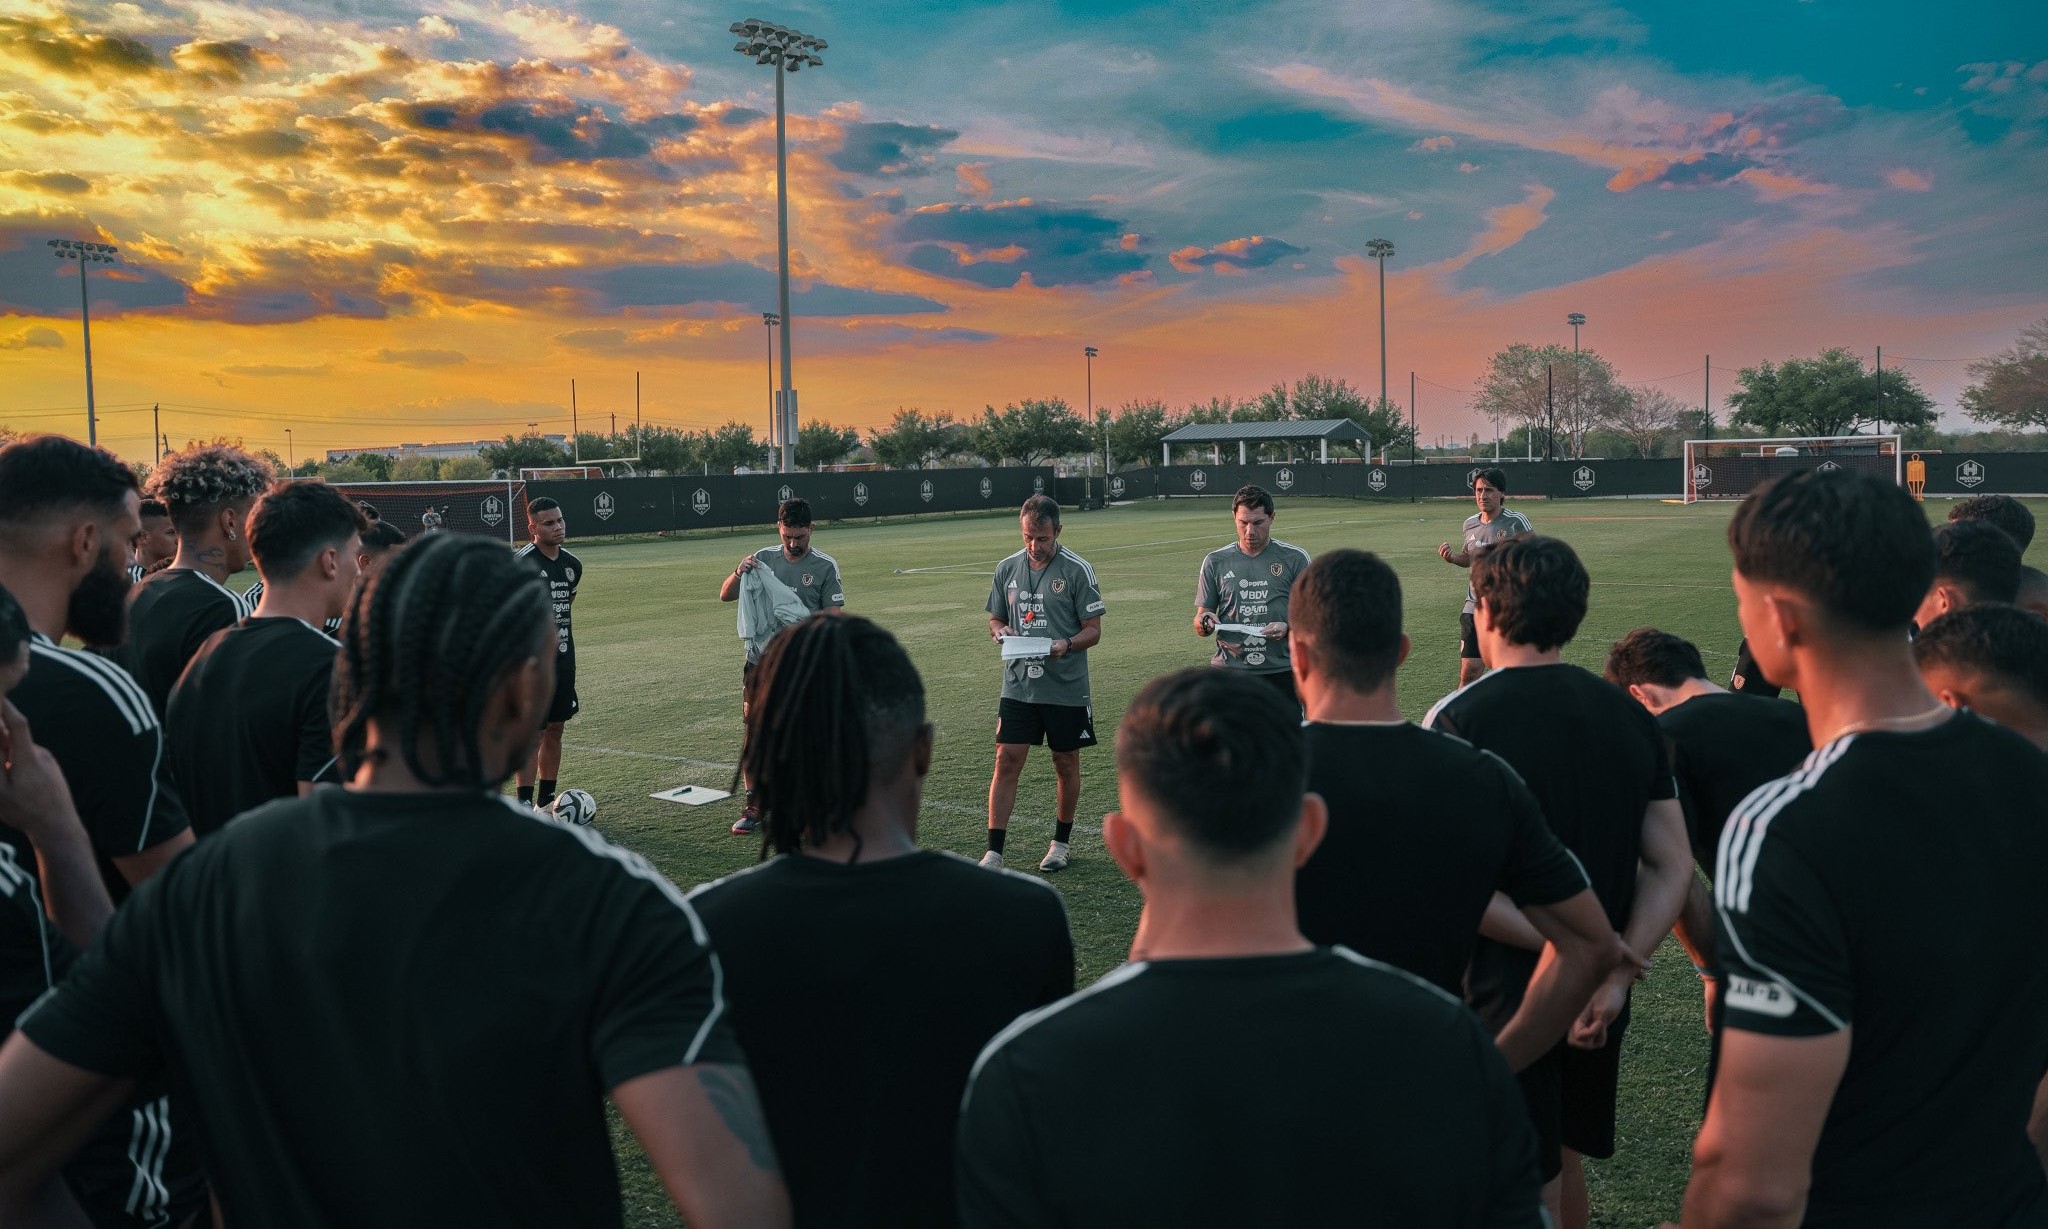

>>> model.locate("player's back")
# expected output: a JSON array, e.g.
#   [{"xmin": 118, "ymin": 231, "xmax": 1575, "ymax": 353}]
[
  {"xmin": 121, "ymin": 568, "xmax": 245, "ymax": 716},
  {"xmin": 20, "ymin": 789, "xmax": 730, "ymax": 1229},
  {"xmin": 1658, "ymin": 691, "xmax": 1810, "ymax": 864},
  {"xmin": 690, "ymin": 850, "xmax": 1071, "ymax": 1228},
  {"xmin": 167, "ymin": 618, "xmax": 341, "ymax": 836},
  {"xmin": 1717, "ymin": 714, "xmax": 2048, "ymax": 1226},
  {"xmin": 1297, "ymin": 722, "xmax": 1587, "ymax": 995},
  {"xmin": 957, "ymin": 947, "xmax": 1544, "ymax": 1228}
]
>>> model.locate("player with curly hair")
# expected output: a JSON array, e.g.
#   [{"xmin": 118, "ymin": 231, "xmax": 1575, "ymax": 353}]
[{"xmin": 120, "ymin": 444, "xmax": 273, "ymax": 717}]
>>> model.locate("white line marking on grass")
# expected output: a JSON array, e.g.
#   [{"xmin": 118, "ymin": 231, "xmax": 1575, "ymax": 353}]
[{"xmin": 563, "ymin": 743, "xmax": 999, "ymax": 821}]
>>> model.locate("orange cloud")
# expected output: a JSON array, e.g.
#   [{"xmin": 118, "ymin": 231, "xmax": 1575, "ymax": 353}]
[
  {"xmin": 1885, "ymin": 167, "xmax": 1934, "ymax": 192},
  {"xmin": 1734, "ymin": 167, "xmax": 1833, "ymax": 200},
  {"xmin": 1413, "ymin": 135, "xmax": 1455, "ymax": 152},
  {"xmin": 955, "ymin": 162, "xmax": 992, "ymax": 197}
]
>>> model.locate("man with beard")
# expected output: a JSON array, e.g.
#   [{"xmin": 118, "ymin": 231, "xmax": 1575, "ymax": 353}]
[
  {"xmin": 0, "ymin": 436, "xmax": 205, "ymax": 1224},
  {"xmin": 121, "ymin": 444, "xmax": 273, "ymax": 718}
]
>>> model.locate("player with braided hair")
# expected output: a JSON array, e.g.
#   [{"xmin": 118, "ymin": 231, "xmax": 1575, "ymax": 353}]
[
  {"xmin": 0, "ymin": 532, "xmax": 792, "ymax": 1228},
  {"xmin": 689, "ymin": 611, "xmax": 1071, "ymax": 1227},
  {"xmin": 122, "ymin": 443, "xmax": 273, "ymax": 716}
]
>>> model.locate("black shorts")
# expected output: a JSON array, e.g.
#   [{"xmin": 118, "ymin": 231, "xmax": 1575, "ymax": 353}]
[
  {"xmin": 996, "ymin": 697, "xmax": 1096, "ymax": 753},
  {"xmin": 1248, "ymin": 668, "xmax": 1298, "ymax": 705},
  {"xmin": 545, "ymin": 664, "xmax": 579, "ymax": 725},
  {"xmin": 1459, "ymin": 611, "xmax": 1482, "ymax": 659},
  {"xmin": 1518, "ymin": 1007, "xmax": 1632, "ymax": 1179}
]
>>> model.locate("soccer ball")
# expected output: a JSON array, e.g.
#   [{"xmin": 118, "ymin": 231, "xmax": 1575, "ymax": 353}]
[{"xmin": 551, "ymin": 788, "xmax": 598, "ymax": 827}]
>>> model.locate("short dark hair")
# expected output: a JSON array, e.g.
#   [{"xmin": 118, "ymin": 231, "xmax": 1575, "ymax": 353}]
[
  {"xmin": 777, "ymin": 498, "xmax": 813, "ymax": 528},
  {"xmin": 1950, "ymin": 495, "xmax": 2035, "ymax": 551},
  {"xmin": 147, "ymin": 444, "xmax": 273, "ymax": 535},
  {"xmin": 330, "ymin": 533, "xmax": 553, "ymax": 788},
  {"xmin": 1290, "ymin": 549, "xmax": 1403, "ymax": 692},
  {"xmin": 138, "ymin": 499, "xmax": 169, "ymax": 521},
  {"xmin": 527, "ymin": 497, "xmax": 561, "ymax": 522},
  {"xmin": 1471, "ymin": 535, "xmax": 1588, "ymax": 650},
  {"xmin": 1932, "ymin": 519, "xmax": 2023, "ymax": 606},
  {"xmin": 0, "ymin": 583, "xmax": 29, "ymax": 666},
  {"xmin": 1728, "ymin": 469, "xmax": 1935, "ymax": 634},
  {"xmin": 1020, "ymin": 494, "xmax": 1061, "ymax": 527},
  {"xmin": 357, "ymin": 500, "xmax": 379, "ymax": 522},
  {"xmin": 1915, "ymin": 603, "xmax": 2048, "ymax": 711},
  {"xmin": 1232, "ymin": 485, "xmax": 1274, "ymax": 518},
  {"xmin": 1117, "ymin": 669, "xmax": 1307, "ymax": 861},
  {"xmin": 740, "ymin": 613, "xmax": 927, "ymax": 858},
  {"xmin": 360, "ymin": 521, "xmax": 407, "ymax": 554},
  {"xmin": 0, "ymin": 436, "xmax": 139, "ymax": 527},
  {"xmin": 250, "ymin": 481, "xmax": 370, "ymax": 583},
  {"xmin": 1603, "ymin": 627, "xmax": 1709, "ymax": 689},
  {"xmin": 1474, "ymin": 467, "xmax": 1508, "ymax": 493}
]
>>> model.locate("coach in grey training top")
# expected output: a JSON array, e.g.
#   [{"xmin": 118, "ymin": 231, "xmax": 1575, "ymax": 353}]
[
  {"xmin": 983, "ymin": 495, "xmax": 1104, "ymax": 876},
  {"xmin": 1438, "ymin": 466, "xmax": 1532, "ymax": 688},
  {"xmin": 1196, "ymin": 484, "xmax": 1311, "ymax": 704}
]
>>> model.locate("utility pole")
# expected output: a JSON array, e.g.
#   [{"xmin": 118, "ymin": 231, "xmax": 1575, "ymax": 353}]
[
  {"xmin": 1408, "ymin": 370, "xmax": 1417, "ymax": 504},
  {"xmin": 152, "ymin": 403, "xmax": 161, "ymax": 462},
  {"xmin": 1874, "ymin": 345, "xmax": 1883, "ymax": 436},
  {"xmin": 1704, "ymin": 355, "xmax": 1712, "ymax": 441}
]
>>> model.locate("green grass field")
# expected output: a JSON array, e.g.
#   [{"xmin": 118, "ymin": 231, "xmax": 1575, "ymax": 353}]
[{"xmin": 541, "ymin": 493, "xmax": 2042, "ymax": 1228}]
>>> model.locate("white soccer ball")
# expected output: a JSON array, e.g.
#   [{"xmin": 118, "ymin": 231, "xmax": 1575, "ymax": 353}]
[{"xmin": 551, "ymin": 788, "xmax": 598, "ymax": 827}]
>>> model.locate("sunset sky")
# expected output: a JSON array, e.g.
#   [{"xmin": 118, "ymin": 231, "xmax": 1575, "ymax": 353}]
[{"xmin": 1, "ymin": 0, "xmax": 2043, "ymax": 463}]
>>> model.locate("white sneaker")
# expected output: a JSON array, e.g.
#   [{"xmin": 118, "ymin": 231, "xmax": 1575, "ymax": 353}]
[
  {"xmin": 1039, "ymin": 841, "xmax": 1070, "ymax": 873},
  {"xmin": 979, "ymin": 850, "xmax": 1004, "ymax": 869}
]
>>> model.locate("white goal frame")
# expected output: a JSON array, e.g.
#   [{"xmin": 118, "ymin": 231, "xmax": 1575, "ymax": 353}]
[
  {"xmin": 1682, "ymin": 435, "xmax": 1901, "ymax": 504},
  {"xmin": 520, "ymin": 465, "xmax": 605, "ymax": 481}
]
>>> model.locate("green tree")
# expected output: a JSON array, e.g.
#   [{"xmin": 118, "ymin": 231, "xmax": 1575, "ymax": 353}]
[
  {"xmin": 571, "ymin": 433, "xmax": 616, "ymax": 462},
  {"xmin": 480, "ymin": 433, "xmax": 572, "ymax": 473},
  {"xmin": 1476, "ymin": 343, "xmax": 1576, "ymax": 458},
  {"xmin": 1961, "ymin": 319, "xmax": 2048, "ymax": 431},
  {"xmin": 967, "ymin": 406, "xmax": 1012, "ymax": 467},
  {"xmin": 1608, "ymin": 387, "xmax": 1686, "ymax": 458},
  {"xmin": 630, "ymin": 426, "xmax": 697, "ymax": 474},
  {"xmin": 1002, "ymin": 398, "xmax": 1090, "ymax": 464},
  {"xmin": 320, "ymin": 459, "xmax": 379, "ymax": 484},
  {"xmin": 1107, "ymin": 398, "xmax": 1171, "ymax": 467},
  {"xmin": 390, "ymin": 454, "xmax": 441, "ymax": 481},
  {"xmin": 1235, "ymin": 384, "xmax": 1291, "ymax": 422},
  {"xmin": 1728, "ymin": 348, "xmax": 1935, "ymax": 437},
  {"xmin": 867, "ymin": 408, "xmax": 965, "ymax": 469},
  {"xmin": 796, "ymin": 420, "xmax": 861, "ymax": 470},
  {"xmin": 441, "ymin": 456, "xmax": 492, "ymax": 480},
  {"xmin": 356, "ymin": 452, "xmax": 394, "ymax": 482},
  {"xmin": 699, "ymin": 422, "xmax": 764, "ymax": 474},
  {"xmin": 1181, "ymin": 396, "xmax": 1238, "ymax": 425}
]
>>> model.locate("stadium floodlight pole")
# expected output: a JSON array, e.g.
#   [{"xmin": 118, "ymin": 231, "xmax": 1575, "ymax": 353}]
[
  {"xmin": 1567, "ymin": 311, "xmax": 1585, "ymax": 352},
  {"xmin": 731, "ymin": 18, "xmax": 826, "ymax": 473},
  {"xmin": 285, "ymin": 427, "xmax": 294, "ymax": 471},
  {"xmin": 48, "ymin": 238, "xmax": 119, "ymax": 446},
  {"xmin": 1366, "ymin": 238, "xmax": 1395, "ymax": 406},
  {"xmin": 1085, "ymin": 345, "xmax": 1099, "ymax": 477},
  {"xmin": 762, "ymin": 312, "xmax": 780, "ymax": 448}
]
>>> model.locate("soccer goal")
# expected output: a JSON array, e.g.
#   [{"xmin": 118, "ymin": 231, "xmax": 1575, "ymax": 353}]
[
  {"xmin": 520, "ymin": 466, "xmax": 605, "ymax": 481},
  {"xmin": 1682, "ymin": 436, "xmax": 1901, "ymax": 504},
  {"xmin": 325, "ymin": 479, "xmax": 530, "ymax": 546}
]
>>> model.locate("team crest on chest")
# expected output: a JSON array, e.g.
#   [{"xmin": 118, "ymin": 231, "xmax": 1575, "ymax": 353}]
[
  {"xmin": 1051, "ymin": 578, "xmax": 1066, "ymax": 594},
  {"xmin": 802, "ymin": 573, "xmax": 814, "ymax": 586},
  {"xmin": 1269, "ymin": 562, "xmax": 1283, "ymax": 577},
  {"xmin": 566, "ymin": 568, "xmax": 576, "ymax": 583}
]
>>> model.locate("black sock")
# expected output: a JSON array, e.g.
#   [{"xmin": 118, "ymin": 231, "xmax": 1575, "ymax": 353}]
[
  {"xmin": 538, "ymin": 779, "xmax": 557, "ymax": 808},
  {"xmin": 987, "ymin": 828, "xmax": 1007, "ymax": 854},
  {"xmin": 1054, "ymin": 821, "xmax": 1074, "ymax": 844},
  {"xmin": 517, "ymin": 786, "xmax": 534, "ymax": 805}
]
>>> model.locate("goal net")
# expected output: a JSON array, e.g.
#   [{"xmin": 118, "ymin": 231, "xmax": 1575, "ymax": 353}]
[
  {"xmin": 520, "ymin": 466, "xmax": 605, "ymax": 481},
  {"xmin": 325, "ymin": 480, "xmax": 530, "ymax": 545},
  {"xmin": 1682, "ymin": 436, "xmax": 1901, "ymax": 504}
]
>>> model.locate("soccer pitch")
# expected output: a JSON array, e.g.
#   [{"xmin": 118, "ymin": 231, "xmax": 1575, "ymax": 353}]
[{"xmin": 560, "ymin": 493, "xmax": 2037, "ymax": 1227}]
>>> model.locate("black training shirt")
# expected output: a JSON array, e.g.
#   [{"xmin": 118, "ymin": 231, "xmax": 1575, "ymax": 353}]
[
  {"xmin": 958, "ymin": 947, "xmax": 1544, "ymax": 1228},
  {"xmin": 1658, "ymin": 691, "xmax": 1810, "ymax": 865},
  {"xmin": 167, "ymin": 618, "xmax": 343, "ymax": 836},
  {"xmin": 1715, "ymin": 714, "xmax": 2048, "ymax": 1227},
  {"xmin": 516, "ymin": 543, "xmax": 581, "ymax": 667},
  {"xmin": 121, "ymin": 568, "xmax": 249, "ymax": 717},
  {"xmin": 1426, "ymin": 664, "xmax": 1674, "ymax": 1026},
  {"xmin": 1298, "ymin": 721, "xmax": 1589, "ymax": 996},
  {"xmin": 691, "ymin": 850, "xmax": 1073, "ymax": 1228},
  {"xmin": 20, "ymin": 790, "xmax": 742, "ymax": 1229},
  {"xmin": 7, "ymin": 634, "xmax": 189, "ymax": 902}
]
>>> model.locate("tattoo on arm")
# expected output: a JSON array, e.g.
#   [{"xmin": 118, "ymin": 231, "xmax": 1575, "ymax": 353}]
[{"xmin": 696, "ymin": 1065, "xmax": 780, "ymax": 1174}]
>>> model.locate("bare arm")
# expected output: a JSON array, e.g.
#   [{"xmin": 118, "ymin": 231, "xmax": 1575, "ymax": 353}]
[
  {"xmin": 110, "ymin": 829, "xmax": 192, "ymax": 890},
  {"xmin": 1573, "ymin": 798, "xmax": 1690, "ymax": 1049},
  {"xmin": 0, "ymin": 1035, "xmax": 137, "ymax": 1229},
  {"xmin": 2031, "ymin": 1073, "xmax": 2048, "ymax": 1176},
  {"xmin": 1479, "ymin": 892, "xmax": 1546, "ymax": 951},
  {"xmin": 1493, "ymin": 888, "xmax": 1633, "ymax": 1072},
  {"xmin": 1679, "ymin": 1029, "xmax": 1848, "ymax": 1228},
  {"xmin": 0, "ymin": 704, "xmax": 113, "ymax": 949},
  {"xmin": 1050, "ymin": 616, "xmax": 1102, "ymax": 659},
  {"xmin": 718, "ymin": 554, "xmax": 761, "ymax": 603},
  {"xmin": 1673, "ymin": 871, "xmax": 1718, "ymax": 971},
  {"xmin": 613, "ymin": 1063, "xmax": 791, "ymax": 1229},
  {"xmin": 1438, "ymin": 542, "xmax": 1472, "ymax": 567},
  {"xmin": 1193, "ymin": 608, "xmax": 1216, "ymax": 636}
]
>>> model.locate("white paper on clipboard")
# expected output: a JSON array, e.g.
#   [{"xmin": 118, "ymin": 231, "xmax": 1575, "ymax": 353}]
[
  {"xmin": 999, "ymin": 636, "xmax": 1055, "ymax": 661},
  {"xmin": 650, "ymin": 785, "xmax": 733, "ymax": 806},
  {"xmin": 1211, "ymin": 623, "xmax": 1270, "ymax": 636}
]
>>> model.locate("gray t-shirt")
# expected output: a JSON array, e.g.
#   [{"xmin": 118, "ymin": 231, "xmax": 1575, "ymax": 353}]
[
  {"xmin": 1197, "ymin": 540, "xmax": 1312, "ymax": 674},
  {"xmin": 986, "ymin": 546, "xmax": 1105, "ymax": 707},
  {"xmin": 1461, "ymin": 509, "xmax": 1532, "ymax": 613},
  {"xmin": 747, "ymin": 546, "xmax": 844, "ymax": 663}
]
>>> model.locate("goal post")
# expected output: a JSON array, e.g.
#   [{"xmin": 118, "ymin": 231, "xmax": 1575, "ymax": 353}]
[
  {"xmin": 1682, "ymin": 435, "xmax": 1902, "ymax": 504},
  {"xmin": 519, "ymin": 466, "xmax": 604, "ymax": 481}
]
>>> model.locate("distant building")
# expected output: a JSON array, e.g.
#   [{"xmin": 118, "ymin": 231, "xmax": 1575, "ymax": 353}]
[{"xmin": 324, "ymin": 436, "xmax": 567, "ymax": 464}]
